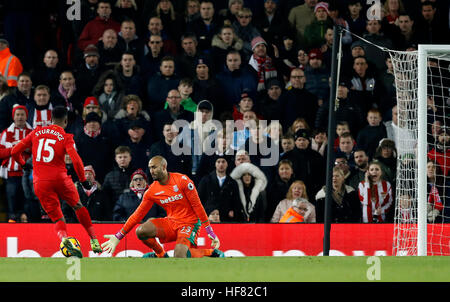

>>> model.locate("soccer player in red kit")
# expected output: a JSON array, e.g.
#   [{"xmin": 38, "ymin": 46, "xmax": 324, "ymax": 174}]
[
  {"xmin": 11, "ymin": 106, "xmax": 102, "ymax": 257},
  {"xmin": 102, "ymin": 155, "xmax": 224, "ymax": 258}
]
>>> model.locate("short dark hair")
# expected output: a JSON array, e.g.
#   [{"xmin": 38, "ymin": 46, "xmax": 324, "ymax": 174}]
[{"xmin": 52, "ymin": 106, "xmax": 68, "ymax": 121}]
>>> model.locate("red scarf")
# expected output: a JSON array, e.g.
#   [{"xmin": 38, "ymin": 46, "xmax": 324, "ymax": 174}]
[
  {"xmin": 249, "ymin": 54, "xmax": 277, "ymax": 91},
  {"xmin": 83, "ymin": 125, "xmax": 101, "ymax": 138},
  {"xmin": 131, "ymin": 184, "xmax": 149, "ymax": 199}
]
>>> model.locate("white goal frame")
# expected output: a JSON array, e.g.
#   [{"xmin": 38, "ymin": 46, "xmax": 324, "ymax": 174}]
[{"xmin": 417, "ymin": 45, "xmax": 450, "ymax": 256}]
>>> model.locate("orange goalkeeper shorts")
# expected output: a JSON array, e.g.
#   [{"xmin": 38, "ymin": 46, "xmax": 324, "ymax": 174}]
[{"xmin": 151, "ymin": 217, "xmax": 201, "ymax": 247}]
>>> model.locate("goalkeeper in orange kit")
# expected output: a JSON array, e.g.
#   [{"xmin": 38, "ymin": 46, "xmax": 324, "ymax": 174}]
[{"xmin": 102, "ymin": 155, "xmax": 224, "ymax": 258}]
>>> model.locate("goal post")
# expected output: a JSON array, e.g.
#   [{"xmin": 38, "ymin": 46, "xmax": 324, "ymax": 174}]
[{"xmin": 391, "ymin": 44, "xmax": 450, "ymax": 256}]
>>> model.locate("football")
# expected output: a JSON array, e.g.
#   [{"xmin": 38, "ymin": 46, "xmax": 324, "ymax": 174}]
[{"xmin": 60, "ymin": 237, "xmax": 81, "ymax": 257}]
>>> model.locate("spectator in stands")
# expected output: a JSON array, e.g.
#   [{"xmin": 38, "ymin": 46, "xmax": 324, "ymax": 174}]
[
  {"xmin": 114, "ymin": 94, "xmax": 151, "ymax": 142},
  {"xmin": 152, "ymin": 89, "xmax": 194, "ymax": 141},
  {"xmin": 384, "ymin": 0, "xmax": 405, "ymax": 24},
  {"xmin": 0, "ymin": 73, "xmax": 34, "ymax": 131},
  {"xmin": 146, "ymin": 56, "xmax": 180, "ymax": 112},
  {"xmin": 357, "ymin": 108, "xmax": 388, "ymax": 160},
  {"xmin": 113, "ymin": 168, "xmax": 166, "ymax": 221},
  {"xmin": 149, "ymin": 122, "xmax": 192, "ymax": 176},
  {"xmin": 271, "ymin": 180, "xmax": 316, "ymax": 223},
  {"xmin": 52, "ymin": 70, "xmax": 83, "ymax": 116},
  {"xmin": 75, "ymin": 44, "xmax": 107, "ymax": 100},
  {"xmin": 198, "ymin": 155, "xmax": 242, "ymax": 222},
  {"xmin": 175, "ymin": 33, "xmax": 204, "ymax": 79},
  {"xmin": 327, "ymin": 2, "xmax": 352, "ymax": 46},
  {"xmin": 253, "ymin": 0, "xmax": 290, "ymax": 48},
  {"xmin": 215, "ymin": 50, "xmax": 257, "ymax": 108},
  {"xmin": 139, "ymin": 34, "xmax": 166, "ymax": 79},
  {"xmin": 146, "ymin": 16, "xmax": 178, "ymax": 56},
  {"xmin": 0, "ymin": 75, "xmax": 12, "ymax": 101},
  {"xmin": 152, "ymin": 0, "xmax": 185, "ymax": 43},
  {"xmin": 72, "ymin": 0, "xmax": 102, "ymax": 42},
  {"xmin": 358, "ymin": 161, "xmax": 393, "ymax": 223},
  {"xmin": 315, "ymin": 166, "xmax": 361, "ymax": 223},
  {"xmin": 396, "ymin": 12, "xmax": 419, "ymax": 50},
  {"xmin": 124, "ymin": 119, "xmax": 152, "ymax": 171},
  {"xmin": 62, "ymin": 165, "xmax": 110, "ymax": 222},
  {"xmin": 281, "ymin": 128, "xmax": 325, "ymax": 197},
  {"xmin": 96, "ymin": 29, "xmax": 123, "ymax": 69},
  {"xmin": 258, "ymin": 78, "xmax": 284, "ymax": 122},
  {"xmin": 186, "ymin": 0, "xmax": 221, "ymax": 53},
  {"xmin": 280, "ymin": 133, "xmax": 295, "ymax": 157},
  {"xmin": 232, "ymin": 92, "xmax": 258, "ymax": 122},
  {"xmin": 26, "ymin": 85, "xmax": 56, "ymax": 129},
  {"xmin": 78, "ymin": 1, "xmax": 121, "ymax": 51},
  {"xmin": 296, "ymin": 49, "xmax": 309, "ymax": 71},
  {"xmin": 113, "ymin": 51, "xmax": 143, "ymax": 97},
  {"xmin": 362, "ymin": 19, "xmax": 394, "ymax": 75},
  {"xmin": 170, "ymin": 77, "xmax": 197, "ymax": 113},
  {"xmin": 345, "ymin": 0, "xmax": 366, "ymax": 37},
  {"xmin": 335, "ymin": 132, "xmax": 357, "ymax": 170},
  {"xmin": 288, "ymin": 117, "xmax": 311, "ymax": 136},
  {"xmin": 112, "ymin": 0, "xmax": 140, "ymax": 25},
  {"xmin": 373, "ymin": 138, "xmax": 397, "ymax": 187},
  {"xmin": 332, "ymin": 121, "xmax": 352, "ymax": 152},
  {"xmin": 304, "ymin": 2, "xmax": 334, "ymax": 51},
  {"xmin": 275, "ymin": 33, "xmax": 299, "ymax": 80},
  {"xmin": 93, "ymin": 70, "xmax": 124, "ymax": 120},
  {"xmin": 310, "ymin": 128, "xmax": 327, "ymax": 157},
  {"xmin": 334, "ymin": 156, "xmax": 352, "ymax": 183},
  {"xmin": 75, "ymin": 111, "xmax": 115, "ymax": 183},
  {"xmin": 31, "ymin": 49, "xmax": 61, "ymax": 92},
  {"xmin": 266, "ymin": 159, "xmax": 295, "ymax": 221},
  {"xmin": 184, "ymin": 0, "xmax": 201, "ymax": 25},
  {"xmin": 232, "ymin": 8, "xmax": 262, "ymax": 62},
  {"xmin": 350, "ymin": 56, "xmax": 380, "ymax": 117},
  {"xmin": 348, "ymin": 148, "xmax": 369, "ymax": 190},
  {"xmin": 218, "ymin": 0, "xmax": 243, "ymax": 27},
  {"xmin": 0, "ymin": 38, "xmax": 23, "ymax": 87},
  {"xmin": 278, "ymin": 198, "xmax": 311, "ymax": 223},
  {"xmin": 304, "ymin": 48, "xmax": 329, "ymax": 106},
  {"xmin": 415, "ymin": 1, "xmax": 450, "ymax": 45},
  {"xmin": 117, "ymin": 19, "xmax": 144, "ymax": 62},
  {"xmin": 248, "ymin": 36, "xmax": 279, "ymax": 93},
  {"xmin": 288, "ymin": 0, "xmax": 318, "ymax": 47},
  {"xmin": 427, "ymin": 128, "xmax": 450, "ymax": 177},
  {"xmin": 426, "ymin": 159, "xmax": 447, "ymax": 223},
  {"xmin": 102, "ymin": 145, "xmax": 136, "ymax": 215},
  {"xmin": 230, "ymin": 162, "xmax": 268, "ymax": 222},
  {"xmin": 210, "ymin": 25, "xmax": 244, "ymax": 73},
  {"xmin": 0, "ymin": 105, "xmax": 32, "ymax": 222},
  {"xmin": 281, "ymin": 68, "xmax": 318, "ymax": 131},
  {"xmin": 191, "ymin": 56, "xmax": 228, "ymax": 117}
]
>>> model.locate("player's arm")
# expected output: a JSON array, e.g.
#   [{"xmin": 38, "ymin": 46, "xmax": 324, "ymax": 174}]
[
  {"xmin": 0, "ymin": 145, "xmax": 12, "ymax": 160},
  {"xmin": 101, "ymin": 191, "xmax": 156, "ymax": 254},
  {"xmin": 65, "ymin": 136, "xmax": 87, "ymax": 183},
  {"xmin": 11, "ymin": 133, "xmax": 32, "ymax": 166},
  {"xmin": 180, "ymin": 175, "xmax": 220, "ymax": 249}
]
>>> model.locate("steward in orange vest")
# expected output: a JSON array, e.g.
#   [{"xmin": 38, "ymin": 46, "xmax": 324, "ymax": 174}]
[{"xmin": 0, "ymin": 39, "xmax": 23, "ymax": 87}]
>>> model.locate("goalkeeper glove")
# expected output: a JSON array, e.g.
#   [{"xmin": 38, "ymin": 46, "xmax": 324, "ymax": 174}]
[
  {"xmin": 205, "ymin": 225, "xmax": 220, "ymax": 249},
  {"xmin": 101, "ymin": 231, "xmax": 124, "ymax": 254}
]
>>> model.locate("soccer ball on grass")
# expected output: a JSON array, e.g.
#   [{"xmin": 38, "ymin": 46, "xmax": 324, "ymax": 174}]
[{"xmin": 60, "ymin": 237, "xmax": 81, "ymax": 257}]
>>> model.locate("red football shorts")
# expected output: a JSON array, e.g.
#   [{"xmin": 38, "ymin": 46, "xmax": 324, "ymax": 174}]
[
  {"xmin": 151, "ymin": 217, "xmax": 201, "ymax": 247},
  {"xmin": 33, "ymin": 177, "xmax": 80, "ymax": 222}
]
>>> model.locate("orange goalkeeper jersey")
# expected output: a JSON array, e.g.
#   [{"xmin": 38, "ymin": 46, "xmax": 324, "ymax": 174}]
[{"xmin": 121, "ymin": 173, "xmax": 210, "ymax": 235}]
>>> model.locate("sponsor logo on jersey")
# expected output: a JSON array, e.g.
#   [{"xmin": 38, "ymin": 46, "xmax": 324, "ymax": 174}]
[
  {"xmin": 173, "ymin": 185, "xmax": 179, "ymax": 192},
  {"xmin": 187, "ymin": 182, "xmax": 194, "ymax": 191},
  {"xmin": 154, "ymin": 191, "xmax": 165, "ymax": 196},
  {"xmin": 159, "ymin": 193, "xmax": 183, "ymax": 204}
]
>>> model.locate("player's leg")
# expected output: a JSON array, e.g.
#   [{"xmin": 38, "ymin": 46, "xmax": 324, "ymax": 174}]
[
  {"xmin": 136, "ymin": 218, "xmax": 169, "ymax": 258},
  {"xmin": 60, "ymin": 178, "xmax": 101, "ymax": 253},
  {"xmin": 174, "ymin": 223, "xmax": 220, "ymax": 258}
]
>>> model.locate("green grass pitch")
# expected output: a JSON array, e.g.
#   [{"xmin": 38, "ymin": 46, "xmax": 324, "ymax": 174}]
[{"xmin": 0, "ymin": 256, "xmax": 449, "ymax": 282}]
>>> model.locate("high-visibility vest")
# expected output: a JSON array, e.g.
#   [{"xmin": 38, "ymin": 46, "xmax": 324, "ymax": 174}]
[
  {"xmin": 279, "ymin": 207, "xmax": 304, "ymax": 223},
  {"xmin": 0, "ymin": 47, "xmax": 23, "ymax": 87}
]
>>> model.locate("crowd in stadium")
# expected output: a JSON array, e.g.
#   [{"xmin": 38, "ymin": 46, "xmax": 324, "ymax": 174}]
[{"xmin": 0, "ymin": 0, "xmax": 449, "ymax": 224}]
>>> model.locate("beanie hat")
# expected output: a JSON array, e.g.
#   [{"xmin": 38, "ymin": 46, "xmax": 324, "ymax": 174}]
[
  {"xmin": 308, "ymin": 48, "xmax": 323, "ymax": 60},
  {"xmin": 84, "ymin": 96, "xmax": 99, "ymax": 107},
  {"xmin": 83, "ymin": 44, "xmax": 99, "ymax": 58},
  {"xmin": 314, "ymin": 2, "xmax": 329, "ymax": 13},
  {"xmin": 12, "ymin": 104, "xmax": 28, "ymax": 119},
  {"xmin": 251, "ymin": 36, "xmax": 267, "ymax": 51},
  {"xmin": 85, "ymin": 112, "xmax": 102, "ymax": 124},
  {"xmin": 131, "ymin": 168, "xmax": 148, "ymax": 182},
  {"xmin": 295, "ymin": 129, "xmax": 311, "ymax": 141},
  {"xmin": 84, "ymin": 165, "xmax": 96, "ymax": 178}
]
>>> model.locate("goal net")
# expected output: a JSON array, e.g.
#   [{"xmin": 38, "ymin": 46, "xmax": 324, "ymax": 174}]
[{"xmin": 391, "ymin": 45, "xmax": 450, "ymax": 256}]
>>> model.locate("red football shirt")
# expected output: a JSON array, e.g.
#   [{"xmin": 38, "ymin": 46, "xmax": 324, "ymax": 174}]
[{"xmin": 11, "ymin": 124, "xmax": 86, "ymax": 182}]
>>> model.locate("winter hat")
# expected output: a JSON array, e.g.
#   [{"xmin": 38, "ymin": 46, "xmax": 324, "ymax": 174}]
[
  {"xmin": 83, "ymin": 44, "xmax": 99, "ymax": 58},
  {"xmin": 295, "ymin": 129, "xmax": 311, "ymax": 141},
  {"xmin": 131, "ymin": 168, "xmax": 148, "ymax": 182},
  {"xmin": 251, "ymin": 36, "xmax": 267, "ymax": 51},
  {"xmin": 12, "ymin": 104, "xmax": 28, "ymax": 119},
  {"xmin": 84, "ymin": 165, "xmax": 96, "ymax": 178},
  {"xmin": 314, "ymin": 2, "xmax": 329, "ymax": 13},
  {"xmin": 198, "ymin": 100, "xmax": 213, "ymax": 111},
  {"xmin": 308, "ymin": 48, "xmax": 323, "ymax": 60},
  {"xmin": 196, "ymin": 56, "xmax": 210, "ymax": 68},
  {"xmin": 84, "ymin": 96, "xmax": 99, "ymax": 107}
]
